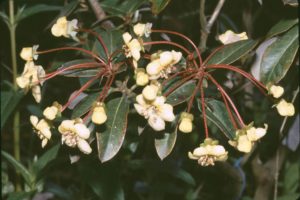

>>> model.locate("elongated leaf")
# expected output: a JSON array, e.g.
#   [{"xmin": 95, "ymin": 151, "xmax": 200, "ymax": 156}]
[
  {"xmin": 72, "ymin": 92, "xmax": 100, "ymax": 118},
  {"xmin": 155, "ymin": 128, "xmax": 177, "ymax": 160},
  {"xmin": 16, "ymin": 4, "xmax": 61, "ymax": 23},
  {"xmin": 150, "ymin": 0, "xmax": 171, "ymax": 15},
  {"xmin": 278, "ymin": 193, "xmax": 300, "ymax": 200},
  {"xmin": 52, "ymin": 59, "xmax": 95, "ymax": 72},
  {"xmin": 197, "ymin": 99, "xmax": 235, "ymax": 139},
  {"xmin": 1, "ymin": 151, "xmax": 33, "ymax": 187},
  {"xmin": 205, "ymin": 39, "xmax": 258, "ymax": 65},
  {"xmin": 267, "ymin": 18, "xmax": 298, "ymax": 38},
  {"xmin": 32, "ymin": 144, "xmax": 60, "ymax": 177},
  {"xmin": 97, "ymin": 96, "xmax": 129, "ymax": 162},
  {"xmin": 1, "ymin": 90, "xmax": 23, "ymax": 129},
  {"xmin": 260, "ymin": 25, "xmax": 299, "ymax": 84},
  {"xmin": 166, "ymin": 80, "xmax": 196, "ymax": 106}
]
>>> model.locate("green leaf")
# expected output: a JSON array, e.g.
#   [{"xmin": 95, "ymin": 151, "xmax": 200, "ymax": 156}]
[
  {"xmin": 278, "ymin": 193, "xmax": 300, "ymax": 200},
  {"xmin": 1, "ymin": 151, "xmax": 34, "ymax": 187},
  {"xmin": 1, "ymin": 90, "xmax": 23, "ymax": 129},
  {"xmin": 96, "ymin": 96, "xmax": 129, "ymax": 162},
  {"xmin": 266, "ymin": 18, "xmax": 298, "ymax": 38},
  {"xmin": 7, "ymin": 191, "xmax": 33, "ymax": 200},
  {"xmin": 150, "ymin": 0, "xmax": 171, "ymax": 15},
  {"xmin": 283, "ymin": 161, "xmax": 299, "ymax": 194},
  {"xmin": 205, "ymin": 39, "xmax": 258, "ymax": 65},
  {"xmin": 16, "ymin": 4, "xmax": 62, "ymax": 23},
  {"xmin": 154, "ymin": 128, "xmax": 177, "ymax": 160},
  {"xmin": 0, "ymin": 11, "xmax": 9, "ymax": 27},
  {"xmin": 71, "ymin": 92, "xmax": 100, "ymax": 118},
  {"xmin": 166, "ymin": 80, "xmax": 196, "ymax": 106},
  {"xmin": 32, "ymin": 144, "xmax": 60, "ymax": 178},
  {"xmin": 197, "ymin": 99, "xmax": 235, "ymax": 139},
  {"xmin": 260, "ymin": 25, "xmax": 299, "ymax": 84},
  {"xmin": 172, "ymin": 168, "xmax": 196, "ymax": 186}
]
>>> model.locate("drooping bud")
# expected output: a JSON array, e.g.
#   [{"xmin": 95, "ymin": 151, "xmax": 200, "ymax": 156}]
[
  {"xmin": 91, "ymin": 102, "xmax": 107, "ymax": 125},
  {"xmin": 179, "ymin": 112, "xmax": 194, "ymax": 133}
]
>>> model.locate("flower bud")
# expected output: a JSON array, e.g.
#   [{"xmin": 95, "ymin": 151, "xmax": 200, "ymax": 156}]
[
  {"xmin": 91, "ymin": 103, "xmax": 107, "ymax": 125},
  {"xmin": 146, "ymin": 60, "xmax": 162, "ymax": 76},
  {"xmin": 142, "ymin": 84, "xmax": 159, "ymax": 101},
  {"xmin": 77, "ymin": 139, "xmax": 92, "ymax": 154},
  {"xmin": 159, "ymin": 51, "xmax": 173, "ymax": 67},
  {"xmin": 269, "ymin": 85, "xmax": 284, "ymax": 98},
  {"xmin": 136, "ymin": 70, "xmax": 149, "ymax": 86},
  {"xmin": 43, "ymin": 106, "xmax": 58, "ymax": 121},
  {"xmin": 179, "ymin": 112, "xmax": 194, "ymax": 133},
  {"xmin": 74, "ymin": 123, "xmax": 90, "ymax": 139},
  {"xmin": 133, "ymin": 23, "xmax": 152, "ymax": 37},
  {"xmin": 20, "ymin": 45, "xmax": 39, "ymax": 61},
  {"xmin": 276, "ymin": 99, "xmax": 295, "ymax": 116}
]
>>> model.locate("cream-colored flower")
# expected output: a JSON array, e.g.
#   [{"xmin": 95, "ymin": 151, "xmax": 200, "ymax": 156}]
[
  {"xmin": 123, "ymin": 32, "xmax": 142, "ymax": 67},
  {"xmin": 179, "ymin": 112, "xmax": 194, "ymax": 133},
  {"xmin": 229, "ymin": 123, "xmax": 268, "ymax": 153},
  {"xmin": 20, "ymin": 45, "xmax": 39, "ymax": 61},
  {"xmin": 276, "ymin": 99, "xmax": 295, "ymax": 117},
  {"xmin": 133, "ymin": 22, "xmax": 152, "ymax": 37},
  {"xmin": 135, "ymin": 68, "xmax": 149, "ymax": 86},
  {"xmin": 43, "ymin": 102, "xmax": 62, "ymax": 120},
  {"xmin": 51, "ymin": 16, "xmax": 78, "ymax": 40},
  {"xmin": 142, "ymin": 84, "xmax": 160, "ymax": 101},
  {"xmin": 218, "ymin": 30, "xmax": 248, "ymax": 44},
  {"xmin": 268, "ymin": 85, "xmax": 284, "ymax": 98},
  {"xmin": 188, "ymin": 138, "xmax": 228, "ymax": 166},
  {"xmin": 58, "ymin": 118, "xmax": 92, "ymax": 154},
  {"xmin": 30, "ymin": 115, "xmax": 51, "ymax": 148},
  {"xmin": 134, "ymin": 94, "xmax": 175, "ymax": 131},
  {"xmin": 91, "ymin": 102, "xmax": 107, "ymax": 125},
  {"xmin": 146, "ymin": 50, "xmax": 182, "ymax": 80},
  {"xmin": 16, "ymin": 61, "xmax": 45, "ymax": 103}
]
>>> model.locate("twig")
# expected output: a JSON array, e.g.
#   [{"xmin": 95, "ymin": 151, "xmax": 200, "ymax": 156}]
[
  {"xmin": 199, "ymin": 0, "xmax": 226, "ymax": 51},
  {"xmin": 87, "ymin": 0, "xmax": 114, "ymax": 29}
]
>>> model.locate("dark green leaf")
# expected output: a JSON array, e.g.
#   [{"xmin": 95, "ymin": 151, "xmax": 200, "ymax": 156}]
[
  {"xmin": 283, "ymin": 161, "xmax": 300, "ymax": 194},
  {"xmin": 1, "ymin": 151, "xmax": 34, "ymax": 187},
  {"xmin": 150, "ymin": 0, "xmax": 171, "ymax": 15},
  {"xmin": 1, "ymin": 90, "xmax": 23, "ymax": 129},
  {"xmin": 205, "ymin": 39, "xmax": 258, "ymax": 65},
  {"xmin": 260, "ymin": 25, "xmax": 299, "ymax": 84},
  {"xmin": 166, "ymin": 80, "xmax": 196, "ymax": 106},
  {"xmin": 154, "ymin": 128, "xmax": 177, "ymax": 160},
  {"xmin": 172, "ymin": 168, "xmax": 195, "ymax": 186},
  {"xmin": 7, "ymin": 191, "xmax": 33, "ymax": 200},
  {"xmin": 197, "ymin": 99, "xmax": 235, "ymax": 139},
  {"xmin": 72, "ymin": 92, "xmax": 100, "ymax": 118},
  {"xmin": 32, "ymin": 144, "xmax": 60, "ymax": 177},
  {"xmin": 278, "ymin": 193, "xmax": 300, "ymax": 200},
  {"xmin": 97, "ymin": 96, "xmax": 129, "ymax": 162},
  {"xmin": 266, "ymin": 18, "xmax": 298, "ymax": 38},
  {"xmin": 16, "ymin": 4, "xmax": 61, "ymax": 23}
]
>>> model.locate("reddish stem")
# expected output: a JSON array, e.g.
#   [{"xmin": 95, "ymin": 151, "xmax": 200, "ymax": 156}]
[
  {"xmin": 199, "ymin": 81, "xmax": 209, "ymax": 138},
  {"xmin": 37, "ymin": 47, "xmax": 105, "ymax": 64},
  {"xmin": 99, "ymin": 73, "xmax": 115, "ymax": 102},
  {"xmin": 161, "ymin": 69, "xmax": 197, "ymax": 86},
  {"xmin": 163, "ymin": 73, "xmax": 196, "ymax": 97},
  {"xmin": 143, "ymin": 41, "xmax": 191, "ymax": 55},
  {"xmin": 187, "ymin": 78, "xmax": 202, "ymax": 112}
]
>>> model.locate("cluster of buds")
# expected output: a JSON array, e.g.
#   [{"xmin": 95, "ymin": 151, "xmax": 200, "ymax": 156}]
[
  {"xmin": 188, "ymin": 138, "xmax": 228, "ymax": 166},
  {"xmin": 267, "ymin": 84, "xmax": 295, "ymax": 117},
  {"xmin": 58, "ymin": 118, "xmax": 92, "ymax": 154},
  {"xmin": 228, "ymin": 123, "xmax": 268, "ymax": 153}
]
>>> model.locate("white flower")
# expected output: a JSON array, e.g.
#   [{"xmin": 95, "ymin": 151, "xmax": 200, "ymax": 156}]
[
  {"xmin": 135, "ymin": 69, "xmax": 149, "ymax": 86},
  {"xmin": 122, "ymin": 32, "xmax": 142, "ymax": 67},
  {"xmin": 16, "ymin": 61, "xmax": 45, "ymax": 103},
  {"xmin": 58, "ymin": 118, "xmax": 92, "ymax": 154},
  {"xmin": 142, "ymin": 84, "xmax": 160, "ymax": 101},
  {"xmin": 218, "ymin": 30, "xmax": 248, "ymax": 44},
  {"xmin": 20, "ymin": 45, "xmax": 39, "ymax": 61},
  {"xmin": 43, "ymin": 102, "xmax": 62, "ymax": 121},
  {"xmin": 188, "ymin": 138, "xmax": 228, "ymax": 166},
  {"xmin": 268, "ymin": 85, "xmax": 284, "ymax": 98},
  {"xmin": 51, "ymin": 16, "xmax": 78, "ymax": 40},
  {"xmin": 91, "ymin": 102, "xmax": 107, "ymax": 125},
  {"xmin": 30, "ymin": 115, "xmax": 51, "ymax": 148},
  {"xmin": 133, "ymin": 23, "xmax": 152, "ymax": 37},
  {"xmin": 146, "ymin": 50, "xmax": 182, "ymax": 80},
  {"xmin": 134, "ymin": 94, "xmax": 175, "ymax": 131},
  {"xmin": 179, "ymin": 112, "xmax": 194, "ymax": 133},
  {"xmin": 276, "ymin": 99, "xmax": 295, "ymax": 117}
]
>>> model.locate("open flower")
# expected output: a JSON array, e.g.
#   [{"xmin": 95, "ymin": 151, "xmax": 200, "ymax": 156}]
[
  {"xmin": 268, "ymin": 85, "xmax": 284, "ymax": 98},
  {"xmin": 58, "ymin": 118, "xmax": 92, "ymax": 154},
  {"xmin": 30, "ymin": 115, "xmax": 51, "ymax": 148},
  {"xmin": 91, "ymin": 102, "xmax": 107, "ymax": 125},
  {"xmin": 123, "ymin": 32, "xmax": 142, "ymax": 68},
  {"xmin": 135, "ymin": 68, "xmax": 149, "ymax": 86},
  {"xmin": 133, "ymin": 22, "xmax": 152, "ymax": 37},
  {"xmin": 229, "ymin": 123, "xmax": 268, "ymax": 153},
  {"xmin": 51, "ymin": 16, "xmax": 78, "ymax": 40},
  {"xmin": 134, "ymin": 94, "xmax": 175, "ymax": 131},
  {"xmin": 16, "ymin": 61, "xmax": 45, "ymax": 103},
  {"xmin": 20, "ymin": 45, "xmax": 39, "ymax": 61},
  {"xmin": 188, "ymin": 138, "xmax": 228, "ymax": 166},
  {"xmin": 218, "ymin": 30, "xmax": 248, "ymax": 44},
  {"xmin": 146, "ymin": 50, "xmax": 182, "ymax": 80},
  {"xmin": 179, "ymin": 112, "xmax": 194, "ymax": 133},
  {"xmin": 43, "ymin": 102, "xmax": 62, "ymax": 120},
  {"xmin": 275, "ymin": 99, "xmax": 295, "ymax": 117}
]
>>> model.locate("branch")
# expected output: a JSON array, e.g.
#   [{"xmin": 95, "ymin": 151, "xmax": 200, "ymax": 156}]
[{"xmin": 87, "ymin": 0, "xmax": 114, "ymax": 29}]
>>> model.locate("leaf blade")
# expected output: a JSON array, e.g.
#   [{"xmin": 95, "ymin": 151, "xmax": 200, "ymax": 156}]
[{"xmin": 154, "ymin": 128, "xmax": 177, "ymax": 160}]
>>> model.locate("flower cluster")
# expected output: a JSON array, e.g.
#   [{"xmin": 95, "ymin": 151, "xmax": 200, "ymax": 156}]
[{"xmin": 188, "ymin": 138, "xmax": 228, "ymax": 166}]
